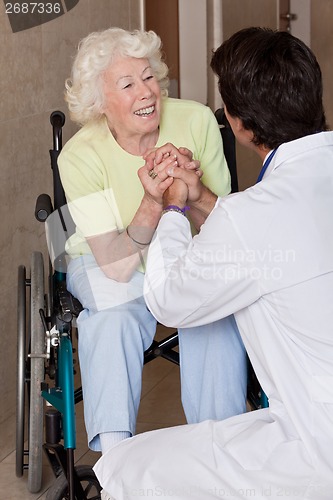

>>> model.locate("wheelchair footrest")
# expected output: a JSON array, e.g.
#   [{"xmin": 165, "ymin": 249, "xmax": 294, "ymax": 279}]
[{"xmin": 43, "ymin": 443, "xmax": 67, "ymax": 479}]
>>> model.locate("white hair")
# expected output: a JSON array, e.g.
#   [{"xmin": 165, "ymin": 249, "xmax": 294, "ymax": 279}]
[{"xmin": 65, "ymin": 28, "xmax": 169, "ymax": 126}]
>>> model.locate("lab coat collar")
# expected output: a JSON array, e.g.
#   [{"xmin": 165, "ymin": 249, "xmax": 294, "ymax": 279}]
[{"xmin": 262, "ymin": 131, "xmax": 333, "ymax": 179}]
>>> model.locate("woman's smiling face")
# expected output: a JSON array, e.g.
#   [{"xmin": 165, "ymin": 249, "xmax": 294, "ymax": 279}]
[{"xmin": 102, "ymin": 56, "xmax": 162, "ymax": 146}]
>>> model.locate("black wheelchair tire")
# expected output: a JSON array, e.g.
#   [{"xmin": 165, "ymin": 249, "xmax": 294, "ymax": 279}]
[
  {"xmin": 46, "ymin": 465, "xmax": 102, "ymax": 500},
  {"xmin": 28, "ymin": 251, "xmax": 45, "ymax": 493},
  {"xmin": 16, "ymin": 265, "xmax": 27, "ymax": 478}
]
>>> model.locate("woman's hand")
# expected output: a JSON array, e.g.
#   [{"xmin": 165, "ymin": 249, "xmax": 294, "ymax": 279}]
[
  {"xmin": 177, "ymin": 147, "xmax": 203, "ymax": 178},
  {"xmin": 144, "ymin": 143, "xmax": 203, "ymax": 181},
  {"xmin": 138, "ymin": 155, "xmax": 175, "ymax": 206},
  {"xmin": 143, "ymin": 143, "xmax": 192, "ymax": 168}
]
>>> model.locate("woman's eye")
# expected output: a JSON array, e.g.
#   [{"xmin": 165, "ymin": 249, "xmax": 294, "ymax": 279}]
[
  {"xmin": 144, "ymin": 75, "xmax": 154, "ymax": 81},
  {"xmin": 123, "ymin": 83, "xmax": 132, "ymax": 89}
]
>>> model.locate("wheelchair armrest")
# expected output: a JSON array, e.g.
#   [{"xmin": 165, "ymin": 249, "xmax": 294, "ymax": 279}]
[{"xmin": 35, "ymin": 193, "xmax": 53, "ymax": 222}]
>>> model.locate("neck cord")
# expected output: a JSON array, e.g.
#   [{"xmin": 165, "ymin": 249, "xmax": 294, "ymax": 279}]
[{"xmin": 256, "ymin": 148, "xmax": 278, "ymax": 183}]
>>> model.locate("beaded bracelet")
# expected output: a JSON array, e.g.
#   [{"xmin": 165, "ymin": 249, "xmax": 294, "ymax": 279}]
[
  {"xmin": 162, "ymin": 205, "xmax": 190, "ymax": 216},
  {"xmin": 126, "ymin": 226, "xmax": 152, "ymax": 247}
]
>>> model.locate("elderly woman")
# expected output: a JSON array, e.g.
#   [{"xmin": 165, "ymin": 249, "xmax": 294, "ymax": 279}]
[{"xmin": 58, "ymin": 27, "xmax": 247, "ymax": 456}]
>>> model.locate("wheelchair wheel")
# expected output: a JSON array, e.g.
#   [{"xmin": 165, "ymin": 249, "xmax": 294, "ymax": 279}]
[
  {"xmin": 28, "ymin": 251, "xmax": 45, "ymax": 493},
  {"xmin": 16, "ymin": 265, "xmax": 27, "ymax": 478},
  {"xmin": 46, "ymin": 466, "xmax": 102, "ymax": 500}
]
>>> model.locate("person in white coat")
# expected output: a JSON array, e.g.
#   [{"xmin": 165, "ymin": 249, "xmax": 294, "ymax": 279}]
[{"xmin": 94, "ymin": 27, "xmax": 333, "ymax": 499}]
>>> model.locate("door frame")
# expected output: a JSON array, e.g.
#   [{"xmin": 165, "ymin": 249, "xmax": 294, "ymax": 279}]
[{"xmin": 141, "ymin": 0, "xmax": 311, "ymax": 106}]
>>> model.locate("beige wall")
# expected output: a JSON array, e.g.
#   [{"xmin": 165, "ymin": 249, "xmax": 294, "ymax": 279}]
[{"xmin": 0, "ymin": 0, "xmax": 141, "ymax": 425}]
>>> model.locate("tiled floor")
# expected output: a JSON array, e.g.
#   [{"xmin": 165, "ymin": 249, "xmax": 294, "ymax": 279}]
[{"xmin": 0, "ymin": 326, "xmax": 186, "ymax": 499}]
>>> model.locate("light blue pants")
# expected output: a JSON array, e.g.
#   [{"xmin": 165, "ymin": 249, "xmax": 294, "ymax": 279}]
[{"xmin": 67, "ymin": 255, "xmax": 247, "ymax": 451}]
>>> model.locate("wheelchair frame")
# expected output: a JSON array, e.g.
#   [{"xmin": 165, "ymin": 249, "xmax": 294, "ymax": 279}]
[
  {"xmin": 16, "ymin": 111, "xmax": 102, "ymax": 499},
  {"xmin": 16, "ymin": 109, "xmax": 267, "ymax": 499}
]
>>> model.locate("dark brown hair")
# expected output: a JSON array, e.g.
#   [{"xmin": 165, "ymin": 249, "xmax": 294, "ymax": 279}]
[{"xmin": 211, "ymin": 27, "xmax": 328, "ymax": 149}]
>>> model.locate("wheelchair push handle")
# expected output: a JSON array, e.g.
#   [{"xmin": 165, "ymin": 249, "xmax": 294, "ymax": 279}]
[
  {"xmin": 49, "ymin": 111, "xmax": 67, "ymax": 210},
  {"xmin": 50, "ymin": 111, "xmax": 65, "ymax": 152}
]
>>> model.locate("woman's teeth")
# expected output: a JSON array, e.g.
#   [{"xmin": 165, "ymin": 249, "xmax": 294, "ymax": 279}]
[{"xmin": 134, "ymin": 106, "xmax": 155, "ymax": 116}]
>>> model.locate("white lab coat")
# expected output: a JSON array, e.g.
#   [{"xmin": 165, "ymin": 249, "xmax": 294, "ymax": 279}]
[{"xmin": 94, "ymin": 132, "xmax": 333, "ymax": 499}]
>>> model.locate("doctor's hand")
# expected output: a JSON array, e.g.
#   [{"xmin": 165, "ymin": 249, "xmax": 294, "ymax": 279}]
[
  {"xmin": 163, "ymin": 177, "xmax": 189, "ymax": 210},
  {"xmin": 143, "ymin": 143, "xmax": 191, "ymax": 167},
  {"xmin": 165, "ymin": 163, "xmax": 205, "ymax": 203},
  {"xmin": 143, "ymin": 143, "xmax": 202, "ymax": 179},
  {"xmin": 165, "ymin": 164, "xmax": 217, "ymax": 218}
]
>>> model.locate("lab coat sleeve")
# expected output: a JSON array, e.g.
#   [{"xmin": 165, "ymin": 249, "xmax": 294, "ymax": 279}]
[{"xmin": 144, "ymin": 201, "xmax": 261, "ymax": 328}]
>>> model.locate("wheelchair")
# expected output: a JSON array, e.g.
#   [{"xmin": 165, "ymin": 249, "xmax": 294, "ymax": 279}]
[{"xmin": 16, "ymin": 109, "xmax": 267, "ymax": 499}]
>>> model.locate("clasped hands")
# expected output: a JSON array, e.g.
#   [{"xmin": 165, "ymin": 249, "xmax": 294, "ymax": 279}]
[{"xmin": 138, "ymin": 142, "xmax": 204, "ymax": 207}]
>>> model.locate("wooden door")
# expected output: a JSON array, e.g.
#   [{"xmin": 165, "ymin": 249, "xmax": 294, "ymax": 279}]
[{"xmin": 145, "ymin": 0, "xmax": 180, "ymax": 97}]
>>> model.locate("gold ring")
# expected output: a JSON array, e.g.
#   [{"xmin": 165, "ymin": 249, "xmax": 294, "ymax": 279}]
[{"xmin": 148, "ymin": 169, "xmax": 158, "ymax": 179}]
